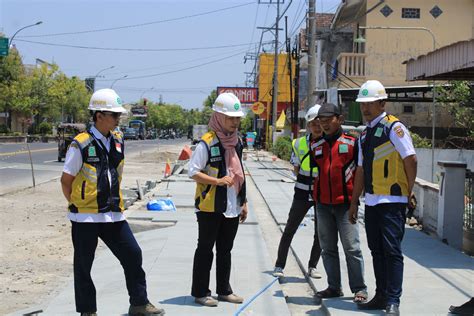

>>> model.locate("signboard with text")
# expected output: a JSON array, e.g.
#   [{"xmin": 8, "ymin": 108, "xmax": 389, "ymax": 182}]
[
  {"xmin": 216, "ymin": 87, "xmax": 258, "ymax": 104},
  {"xmin": 0, "ymin": 38, "xmax": 9, "ymax": 56},
  {"xmin": 130, "ymin": 105, "xmax": 148, "ymax": 117}
]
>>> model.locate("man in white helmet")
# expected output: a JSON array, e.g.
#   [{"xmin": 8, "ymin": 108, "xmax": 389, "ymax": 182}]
[
  {"xmin": 60, "ymin": 89, "xmax": 164, "ymax": 316},
  {"xmin": 188, "ymin": 92, "xmax": 248, "ymax": 307},
  {"xmin": 349, "ymin": 80, "xmax": 417, "ymax": 316},
  {"xmin": 272, "ymin": 104, "xmax": 323, "ymax": 279}
]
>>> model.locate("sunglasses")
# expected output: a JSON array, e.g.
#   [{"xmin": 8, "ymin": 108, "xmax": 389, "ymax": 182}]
[{"xmin": 101, "ymin": 112, "xmax": 121, "ymax": 118}]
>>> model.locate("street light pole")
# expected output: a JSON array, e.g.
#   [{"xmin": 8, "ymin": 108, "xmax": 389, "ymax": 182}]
[
  {"xmin": 94, "ymin": 65, "xmax": 115, "ymax": 79},
  {"xmin": 359, "ymin": 25, "xmax": 437, "ymax": 182},
  {"xmin": 110, "ymin": 75, "xmax": 128, "ymax": 89},
  {"xmin": 140, "ymin": 87, "xmax": 154, "ymax": 99},
  {"xmin": 9, "ymin": 21, "xmax": 43, "ymax": 47}
]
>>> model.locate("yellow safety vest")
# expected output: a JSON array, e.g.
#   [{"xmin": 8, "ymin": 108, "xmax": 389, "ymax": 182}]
[
  {"xmin": 292, "ymin": 135, "xmax": 318, "ymax": 199},
  {"xmin": 69, "ymin": 131, "xmax": 125, "ymax": 214},
  {"xmin": 360, "ymin": 115, "xmax": 409, "ymax": 196},
  {"xmin": 194, "ymin": 131, "xmax": 246, "ymax": 213}
]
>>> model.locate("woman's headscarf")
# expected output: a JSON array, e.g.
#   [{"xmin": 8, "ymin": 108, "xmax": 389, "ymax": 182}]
[{"xmin": 208, "ymin": 112, "xmax": 244, "ymax": 191}]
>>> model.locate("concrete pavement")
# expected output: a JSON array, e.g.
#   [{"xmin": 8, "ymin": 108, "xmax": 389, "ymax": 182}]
[{"xmin": 14, "ymin": 149, "xmax": 474, "ymax": 315}]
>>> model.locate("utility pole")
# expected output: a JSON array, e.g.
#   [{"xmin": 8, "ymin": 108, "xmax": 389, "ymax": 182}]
[
  {"xmin": 285, "ymin": 16, "xmax": 297, "ymax": 138},
  {"xmin": 293, "ymin": 35, "xmax": 301, "ymax": 137},
  {"xmin": 271, "ymin": 0, "xmax": 281, "ymax": 139},
  {"xmin": 257, "ymin": 0, "xmax": 284, "ymax": 145},
  {"xmin": 307, "ymin": 0, "xmax": 317, "ymax": 107}
]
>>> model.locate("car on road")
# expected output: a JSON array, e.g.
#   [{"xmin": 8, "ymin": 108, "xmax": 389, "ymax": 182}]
[{"xmin": 123, "ymin": 127, "xmax": 139, "ymax": 140}]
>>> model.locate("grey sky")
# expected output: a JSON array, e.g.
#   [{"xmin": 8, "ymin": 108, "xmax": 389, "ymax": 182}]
[{"xmin": 1, "ymin": 0, "xmax": 340, "ymax": 109}]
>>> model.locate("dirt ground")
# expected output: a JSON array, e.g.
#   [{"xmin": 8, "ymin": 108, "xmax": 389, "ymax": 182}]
[{"xmin": 0, "ymin": 143, "xmax": 183, "ymax": 314}]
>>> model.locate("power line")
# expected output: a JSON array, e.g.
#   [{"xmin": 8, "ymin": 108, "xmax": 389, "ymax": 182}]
[
  {"xmin": 18, "ymin": 2, "xmax": 255, "ymax": 38},
  {"xmin": 104, "ymin": 48, "xmax": 251, "ymax": 76},
  {"xmin": 16, "ymin": 39, "xmax": 271, "ymax": 52},
  {"xmin": 97, "ymin": 49, "xmax": 248, "ymax": 81}
]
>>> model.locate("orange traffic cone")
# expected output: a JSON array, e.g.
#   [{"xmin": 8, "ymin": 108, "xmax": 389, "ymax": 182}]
[
  {"xmin": 164, "ymin": 159, "xmax": 172, "ymax": 178},
  {"xmin": 178, "ymin": 145, "xmax": 192, "ymax": 161}
]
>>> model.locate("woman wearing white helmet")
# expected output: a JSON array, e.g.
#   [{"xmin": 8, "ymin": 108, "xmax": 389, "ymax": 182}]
[{"xmin": 188, "ymin": 92, "xmax": 247, "ymax": 307}]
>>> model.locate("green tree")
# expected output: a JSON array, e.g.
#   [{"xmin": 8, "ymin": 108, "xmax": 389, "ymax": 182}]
[
  {"xmin": 436, "ymin": 81, "xmax": 474, "ymax": 147},
  {"xmin": 240, "ymin": 112, "xmax": 253, "ymax": 133},
  {"xmin": 0, "ymin": 48, "xmax": 28, "ymax": 128},
  {"xmin": 203, "ymin": 89, "xmax": 217, "ymax": 108}
]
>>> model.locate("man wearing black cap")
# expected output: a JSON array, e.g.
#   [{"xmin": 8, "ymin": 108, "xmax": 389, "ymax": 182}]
[{"xmin": 311, "ymin": 103, "xmax": 368, "ymax": 304}]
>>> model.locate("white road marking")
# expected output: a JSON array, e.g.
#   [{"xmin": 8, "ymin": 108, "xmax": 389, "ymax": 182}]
[{"xmin": 0, "ymin": 165, "xmax": 18, "ymax": 170}]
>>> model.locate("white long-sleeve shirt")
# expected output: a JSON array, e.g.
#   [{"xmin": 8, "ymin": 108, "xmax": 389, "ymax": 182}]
[{"xmin": 188, "ymin": 142, "xmax": 241, "ymax": 218}]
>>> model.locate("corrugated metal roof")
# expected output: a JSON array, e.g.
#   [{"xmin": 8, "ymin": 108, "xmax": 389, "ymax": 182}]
[{"xmin": 405, "ymin": 39, "xmax": 474, "ymax": 81}]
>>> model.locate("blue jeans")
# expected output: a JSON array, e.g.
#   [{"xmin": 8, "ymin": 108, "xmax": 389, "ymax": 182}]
[
  {"xmin": 316, "ymin": 203, "xmax": 366, "ymax": 293},
  {"xmin": 365, "ymin": 203, "xmax": 405, "ymax": 305}
]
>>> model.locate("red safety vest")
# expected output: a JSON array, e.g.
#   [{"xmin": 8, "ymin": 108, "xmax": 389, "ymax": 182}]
[{"xmin": 311, "ymin": 133, "xmax": 357, "ymax": 205}]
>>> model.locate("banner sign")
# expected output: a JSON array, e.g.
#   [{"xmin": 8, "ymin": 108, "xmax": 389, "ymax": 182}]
[{"xmin": 217, "ymin": 87, "xmax": 258, "ymax": 104}]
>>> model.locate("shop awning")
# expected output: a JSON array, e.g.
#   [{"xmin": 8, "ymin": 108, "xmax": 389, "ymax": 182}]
[{"xmin": 404, "ymin": 39, "xmax": 474, "ymax": 81}]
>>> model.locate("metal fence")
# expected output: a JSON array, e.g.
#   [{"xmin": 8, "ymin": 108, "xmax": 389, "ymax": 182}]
[{"xmin": 465, "ymin": 169, "xmax": 474, "ymax": 229}]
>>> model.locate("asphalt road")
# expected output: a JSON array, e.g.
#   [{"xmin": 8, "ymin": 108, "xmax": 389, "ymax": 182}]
[{"xmin": 0, "ymin": 137, "xmax": 187, "ymax": 195}]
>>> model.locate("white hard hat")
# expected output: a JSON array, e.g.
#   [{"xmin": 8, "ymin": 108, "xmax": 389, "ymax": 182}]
[
  {"xmin": 212, "ymin": 92, "xmax": 245, "ymax": 117},
  {"xmin": 356, "ymin": 80, "xmax": 388, "ymax": 102},
  {"xmin": 88, "ymin": 88, "xmax": 127, "ymax": 113},
  {"xmin": 305, "ymin": 104, "xmax": 321, "ymax": 122}
]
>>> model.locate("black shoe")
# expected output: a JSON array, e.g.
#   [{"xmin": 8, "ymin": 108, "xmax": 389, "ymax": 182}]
[
  {"xmin": 385, "ymin": 304, "xmax": 400, "ymax": 316},
  {"xmin": 316, "ymin": 287, "xmax": 343, "ymax": 298},
  {"xmin": 358, "ymin": 295, "xmax": 386, "ymax": 310},
  {"xmin": 449, "ymin": 298, "xmax": 474, "ymax": 315}
]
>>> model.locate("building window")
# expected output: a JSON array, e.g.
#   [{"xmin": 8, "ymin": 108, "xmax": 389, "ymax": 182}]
[
  {"xmin": 430, "ymin": 5, "xmax": 443, "ymax": 18},
  {"xmin": 380, "ymin": 5, "xmax": 393, "ymax": 17},
  {"xmin": 403, "ymin": 105, "xmax": 414, "ymax": 114},
  {"xmin": 402, "ymin": 8, "xmax": 420, "ymax": 19}
]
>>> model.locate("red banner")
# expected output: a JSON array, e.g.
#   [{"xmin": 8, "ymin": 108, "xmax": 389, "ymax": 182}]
[{"xmin": 217, "ymin": 87, "xmax": 258, "ymax": 104}]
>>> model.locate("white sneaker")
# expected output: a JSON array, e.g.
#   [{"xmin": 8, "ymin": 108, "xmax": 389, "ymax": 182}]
[
  {"xmin": 273, "ymin": 267, "xmax": 284, "ymax": 277},
  {"xmin": 195, "ymin": 296, "xmax": 218, "ymax": 307},
  {"xmin": 308, "ymin": 267, "xmax": 322, "ymax": 279}
]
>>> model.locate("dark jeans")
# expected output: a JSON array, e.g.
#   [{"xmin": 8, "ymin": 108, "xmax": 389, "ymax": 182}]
[
  {"xmin": 191, "ymin": 212, "xmax": 239, "ymax": 298},
  {"xmin": 275, "ymin": 199, "xmax": 321, "ymax": 269},
  {"xmin": 71, "ymin": 220, "xmax": 148, "ymax": 313},
  {"xmin": 365, "ymin": 203, "xmax": 406, "ymax": 305}
]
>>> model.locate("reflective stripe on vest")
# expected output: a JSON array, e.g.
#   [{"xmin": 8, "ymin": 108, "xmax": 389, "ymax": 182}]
[
  {"xmin": 361, "ymin": 115, "xmax": 409, "ymax": 196},
  {"xmin": 69, "ymin": 131, "xmax": 125, "ymax": 214},
  {"xmin": 292, "ymin": 135, "xmax": 318, "ymax": 199},
  {"xmin": 194, "ymin": 131, "xmax": 246, "ymax": 213},
  {"xmin": 312, "ymin": 133, "xmax": 356, "ymax": 205}
]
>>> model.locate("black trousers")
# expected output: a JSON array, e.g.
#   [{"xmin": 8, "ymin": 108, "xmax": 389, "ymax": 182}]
[
  {"xmin": 191, "ymin": 212, "xmax": 240, "ymax": 298},
  {"xmin": 71, "ymin": 220, "xmax": 149, "ymax": 313},
  {"xmin": 365, "ymin": 203, "xmax": 406, "ymax": 305},
  {"xmin": 275, "ymin": 199, "xmax": 321, "ymax": 269}
]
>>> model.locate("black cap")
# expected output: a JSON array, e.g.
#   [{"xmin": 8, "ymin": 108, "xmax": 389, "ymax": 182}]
[{"xmin": 317, "ymin": 103, "xmax": 340, "ymax": 117}]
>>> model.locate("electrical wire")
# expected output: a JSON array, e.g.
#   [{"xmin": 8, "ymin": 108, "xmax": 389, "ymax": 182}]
[
  {"xmin": 16, "ymin": 39, "xmax": 271, "ymax": 52},
  {"xmin": 97, "ymin": 49, "xmax": 248, "ymax": 81},
  {"xmin": 18, "ymin": 2, "xmax": 254, "ymax": 38}
]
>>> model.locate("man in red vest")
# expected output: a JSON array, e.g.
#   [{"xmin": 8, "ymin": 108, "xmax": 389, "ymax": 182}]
[{"xmin": 311, "ymin": 103, "xmax": 368, "ymax": 304}]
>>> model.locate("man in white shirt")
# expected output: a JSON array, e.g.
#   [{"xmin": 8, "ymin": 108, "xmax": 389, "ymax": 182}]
[
  {"xmin": 349, "ymin": 80, "xmax": 417, "ymax": 316},
  {"xmin": 60, "ymin": 89, "xmax": 164, "ymax": 316}
]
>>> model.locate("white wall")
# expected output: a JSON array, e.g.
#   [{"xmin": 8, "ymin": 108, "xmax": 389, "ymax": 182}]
[{"xmin": 415, "ymin": 148, "xmax": 474, "ymax": 182}]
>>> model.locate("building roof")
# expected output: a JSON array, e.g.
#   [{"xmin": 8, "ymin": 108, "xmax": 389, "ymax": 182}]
[
  {"xmin": 330, "ymin": 0, "xmax": 366, "ymax": 30},
  {"xmin": 405, "ymin": 39, "xmax": 474, "ymax": 81},
  {"xmin": 316, "ymin": 13, "xmax": 335, "ymax": 28}
]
